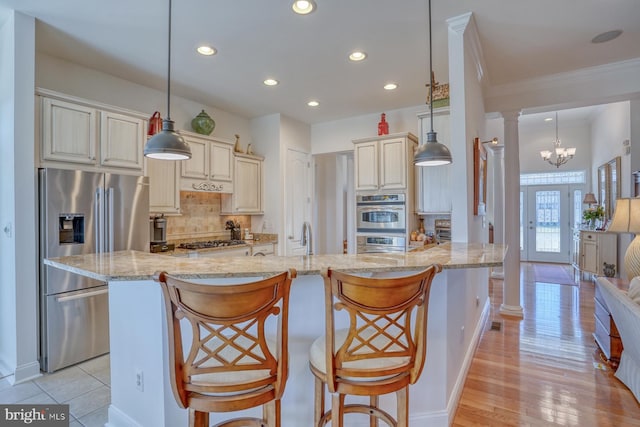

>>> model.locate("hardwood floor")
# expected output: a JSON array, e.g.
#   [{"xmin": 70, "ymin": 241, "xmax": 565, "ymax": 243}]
[{"xmin": 453, "ymin": 263, "xmax": 640, "ymax": 426}]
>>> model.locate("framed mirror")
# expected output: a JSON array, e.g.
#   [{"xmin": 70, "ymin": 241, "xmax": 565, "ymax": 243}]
[
  {"xmin": 598, "ymin": 163, "xmax": 609, "ymax": 218},
  {"xmin": 608, "ymin": 156, "xmax": 621, "ymax": 217}
]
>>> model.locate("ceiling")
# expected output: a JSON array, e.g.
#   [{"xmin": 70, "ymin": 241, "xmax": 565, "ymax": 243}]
[{"xmin": 1, "ymin": 0, "xmax": 639, "ymax": 125}]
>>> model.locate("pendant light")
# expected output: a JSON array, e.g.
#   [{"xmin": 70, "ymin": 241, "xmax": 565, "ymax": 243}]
[
  {"xmin": 144, "ymin": 0, "xmax": 192, "ymax": 160},
  {"xmin": 414, "ymin": 0, "xmax": 452, "ymax": 167}
]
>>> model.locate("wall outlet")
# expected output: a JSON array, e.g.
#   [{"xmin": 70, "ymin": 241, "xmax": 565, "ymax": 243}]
[{"xmin": 135, "ymin": 370, "xmax": 144, "ymax": 392}]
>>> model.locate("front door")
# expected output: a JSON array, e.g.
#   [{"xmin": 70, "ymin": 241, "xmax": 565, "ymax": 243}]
[{"xmin": 521, "ymin": 185, "xmax": 570, "ymax": 263}]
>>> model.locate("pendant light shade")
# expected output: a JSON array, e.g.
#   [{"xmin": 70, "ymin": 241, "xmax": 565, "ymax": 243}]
[
  {"xmin": 414, "ymin": 0, "xmax": 452, "ymax": 167},
  {"xmin": 144, "ymin": 119, "xmax": 191, "ymax": 160},
  {"xmin": 144, "ymin": 0, "xmax": 191, "ymax": 161}
]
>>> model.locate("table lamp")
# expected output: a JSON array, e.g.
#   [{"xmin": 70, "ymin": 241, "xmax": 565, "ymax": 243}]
[
  {"xmin": 607, "ymin": 198, "xmax": 640, "ymax": 279},
  {"xmin": 583, "ymin": 192, "xmax": 598, "ymax": 206}
]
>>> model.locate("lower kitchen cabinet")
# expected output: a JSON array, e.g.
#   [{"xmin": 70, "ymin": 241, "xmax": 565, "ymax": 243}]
[
  {"xmin": 250, "ymin": 243, "xmax": 276, "ymax": 256},
  {"xmin": 221, "ymin": 153, "xmax": 264, "ymax": 214}
]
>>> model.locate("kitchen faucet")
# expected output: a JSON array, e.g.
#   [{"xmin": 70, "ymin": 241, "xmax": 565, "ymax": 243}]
[{"xmin": 301, "ymin": 221, "xmax": 313, "ymax": 255}]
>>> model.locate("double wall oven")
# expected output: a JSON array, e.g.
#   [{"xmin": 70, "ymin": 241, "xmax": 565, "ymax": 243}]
[{"xmin": 356, "ymin": 193, "xmax": 408, "ymax": 253}]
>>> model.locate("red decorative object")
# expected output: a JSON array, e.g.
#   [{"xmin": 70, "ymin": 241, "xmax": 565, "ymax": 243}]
[
  {"xmin": 378, "ymin": 113, "xmax": 389, "ymax": 136},
  {"xmin": 147, "ymin": 111, "xmax": 162, "ymax": 136}
]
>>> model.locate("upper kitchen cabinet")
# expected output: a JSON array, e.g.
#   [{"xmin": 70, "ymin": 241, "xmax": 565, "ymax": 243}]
[
  {"xmin": 353, "ymin": 132, "xmax": 418, "ymax": 192},
  {"xmin": 37, "ymin": 89, "xmax": 146, "ymax": 174},
  {"xmin": 415, "ymin": 108, "xmax": 451, "ymax": 213},
  {"xmin": 146, "ymin": 156, "xmax": 181, "ymax": 215},
  {"xmin": 221, "ymin": 153, "xmax": 264, "ymax": 214},
  {"xmin": 180, "ymin": 131, "xmax": 234, "ymax": 193}
]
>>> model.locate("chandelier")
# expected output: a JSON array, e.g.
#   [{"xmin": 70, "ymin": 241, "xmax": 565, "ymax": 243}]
[{"xmin": 540, "ymin": 112, "xmax": 575, "ymax": 168}]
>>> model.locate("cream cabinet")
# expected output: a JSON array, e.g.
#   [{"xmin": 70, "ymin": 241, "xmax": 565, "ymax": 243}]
[
  {"xmin": 221, "ymin": 153, "xmax": 264, "ymax": 214},
  {"xmin": 353, "ymin": 132, "xmax": 418, "ymax": 192},
  {"xmin": 146, "ymin": 157, "xmax": 181, "ymax": 215},
  {"xmin": 180, "ymin": 131, "xmax": 234, "ymax": 193},
  {"xmin": 100, "ymin": 111, "xmax": 145, "ymax": 170},
  {"xmin": 38, "ymin": 90, "xmax": 146, "ymax": 173},
  {"xmin": 415, "ymin": 108, "xmax": 451, "ymax": 213},
  {"xmin": 576, "ymin": 230, "xmax": 617, "ymax": 276},
  {"xmin": 41, "ymin": 97, "xmax": 98, "ymax": 165}
]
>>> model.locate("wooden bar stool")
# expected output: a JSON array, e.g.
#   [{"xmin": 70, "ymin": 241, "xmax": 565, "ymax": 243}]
[
  {"xmin": 309, "ymin": 266, "xmax": 441, "ymax": 426},
  {"xmin": 155, "ymin": 269, "xmax": 296, "ymax": 427}
]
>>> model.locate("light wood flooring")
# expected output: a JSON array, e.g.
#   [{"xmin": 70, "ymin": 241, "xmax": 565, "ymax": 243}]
[{"xmin": 453, "ymin": 263, "xmax": 640, "ymax": 426}]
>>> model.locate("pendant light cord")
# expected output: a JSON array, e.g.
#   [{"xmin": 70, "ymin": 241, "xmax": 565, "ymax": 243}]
[
  {"xmin": 166, "ymin": 0, "xmax": 172, "ymax": 121},
  {"xmin": 428, "ymin": 0, "xmax": 434, "ymax": 134}
]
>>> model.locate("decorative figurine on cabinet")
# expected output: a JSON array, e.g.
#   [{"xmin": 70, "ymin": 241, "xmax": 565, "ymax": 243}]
[{"xmin": 378, "ymin": 113, "xmax": 389, "ymax": 136}]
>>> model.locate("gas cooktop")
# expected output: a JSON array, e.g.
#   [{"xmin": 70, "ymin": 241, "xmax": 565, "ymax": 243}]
[{"xmin": 178, "ymin": 240, "xmax": 246, "ymax": 250}]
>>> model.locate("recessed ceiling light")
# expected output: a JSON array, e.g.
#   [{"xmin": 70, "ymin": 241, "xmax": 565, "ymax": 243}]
[
  {"xmin": 384, "ymin": 83, "xmax": 398, "ymax": 90},
  {"xmin": 196, "ymin": 45, "xmax": 216, "ymax": 56},
  {"xmin": 591, "ymin": 29, "xmax": 623, "ymax": 44},
  {"xmin": 292, "ymin": 0, "xmax": 316, "ymax": 15},
  {"xmin": 307, "ymin": 100, "xmax": 319, "ymax": 107},
  {"xmin": 544, "ymin": 117, "xmax": 553, "ymax": 122},
  {"xmin": 349, "ymin": 51, "xmax": 367, "ymax": 62},
  {"xmin": 263, "ymin": 78, "xmax": 279, "ymax": 86}
]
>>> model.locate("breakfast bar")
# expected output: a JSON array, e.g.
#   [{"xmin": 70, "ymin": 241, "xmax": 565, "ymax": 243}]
[{"xmin": 45, "ymin": 243, "xmax": 505, "ymax": 427}]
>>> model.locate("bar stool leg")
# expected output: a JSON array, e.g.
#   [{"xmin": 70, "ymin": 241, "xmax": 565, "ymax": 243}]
[
  {"xmin": 369, "ymin": 395, "xmax": 379, "ymax": 427},
  {"xmin": 189, "ymin": 409, "xmax": 209, "ymax": 427},
  {"xmin": 314, "ymin": 377, "xmax": 325, "ymax": 426},
  {"xmin": 331, "ymin": 392, "xmax": 345, "ymax": 427},
  {"xmin": 264, "ymin": 399, "xmax": 280, "ymax": 427},
  {"xmin": 396, "ymin": 387, "xmax": 408, "ymax": 427}
]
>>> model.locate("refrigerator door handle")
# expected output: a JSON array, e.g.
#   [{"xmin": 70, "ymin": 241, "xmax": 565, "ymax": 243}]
[
  {"xmin": 106, "ymin": 187, "xmax": 114, "ymax": 252},
  {"xmin": 55, "ymin": 288, "xmax": 108, "ymax": 302},
  {"xmin": 95, "ymin": 188, "xmax": 104, "ymax": 253}
]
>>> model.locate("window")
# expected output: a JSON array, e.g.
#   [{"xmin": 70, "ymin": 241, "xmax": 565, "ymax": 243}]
[{"xmin": 520, "ymin": 171, "xmax": 586, "ymax": 186}]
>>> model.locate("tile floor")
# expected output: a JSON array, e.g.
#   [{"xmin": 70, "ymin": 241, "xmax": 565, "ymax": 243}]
[{"xmin": 0, "ymin": 354, "xmax": 110, "ymax": 427}]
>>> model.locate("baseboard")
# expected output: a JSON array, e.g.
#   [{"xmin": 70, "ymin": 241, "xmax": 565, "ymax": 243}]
[
  {"xmin": 6, "ymin": 361, "xmax": 41, "ymax": 385},
  {"xmin": 446, "ymin": 297, "xmax": 491, "ymax": 423},
  {"xmin": 106, "ymin": 405, "xmax": 143, "ymax": 427}
]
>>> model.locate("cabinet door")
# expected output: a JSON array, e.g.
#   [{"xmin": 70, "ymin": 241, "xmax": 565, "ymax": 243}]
[
  {"xmin": 581, "ymin": 239, "xmax": 598, "ymax": 273},
  {"xmin": 100, "ymin": 111, "xmax": 145, "ymax": 170},
  {"xmin": 41, "ymin": 97, "xmax": 97, "ymax": 165},
  {"xmin": 209, "ymin": 141, "xmax": 233, "ymax": 182},
  {"xmin": 147, "ymin": 158, "xmax": 180, "ymax": 214},
  {"xmin": 233, "ymin": 157, "xmax": 262, "ymax": 213},
  {"xmin": 181, "ymin": 136, "xmax": 208, "ymax": 179},
  {"xmin": 354, "ymin": 141, "xmax": 379, "ymax": 191},
  {"xmin": 379, "ymin": 137, "xmax": 406, "ymax": 190}
]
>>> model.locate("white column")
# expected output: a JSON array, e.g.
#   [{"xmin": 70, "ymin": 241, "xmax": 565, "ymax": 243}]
[
  {"xmin": 500, "ymin": 111, "xmax": 524, "ymax": 318},
  {"xmin": 486, "ymin": 142, "xmax": 504, "ymax": 278}
]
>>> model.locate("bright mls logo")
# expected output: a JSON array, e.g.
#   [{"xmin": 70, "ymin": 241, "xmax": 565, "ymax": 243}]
[{"xmin": 1, "ymin": 405, "xmax": 68, "ymax": 426}]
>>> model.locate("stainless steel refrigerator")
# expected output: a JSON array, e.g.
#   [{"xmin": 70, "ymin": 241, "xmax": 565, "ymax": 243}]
[{"xmin": 38, "ymin": 168, "xmax": 149, "ymax": 372}]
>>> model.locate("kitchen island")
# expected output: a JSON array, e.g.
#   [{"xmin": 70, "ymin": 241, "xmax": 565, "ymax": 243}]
[{"xmin": 45, "ymin": 242, "xmax": 506, "ymax": 427}]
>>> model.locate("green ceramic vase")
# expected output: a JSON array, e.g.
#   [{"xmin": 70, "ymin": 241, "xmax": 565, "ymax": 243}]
[{"xmin": 191, "ymin": 110, "xmax": 215, "ymax": 135}]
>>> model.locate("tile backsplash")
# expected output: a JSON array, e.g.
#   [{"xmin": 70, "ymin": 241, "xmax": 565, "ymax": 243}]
[{"xmin": 165, "ymin": 191, "xmax": 251, "ymax": 242}]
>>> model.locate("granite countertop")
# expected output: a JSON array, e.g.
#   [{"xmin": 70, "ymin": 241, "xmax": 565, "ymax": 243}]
[
  {"xmin": 169, "ymin": 234, "xmax": 278, "ymax": 256},
  {"xmin": 44, "ymin": 242, "xmax": 506, "ymax": 282}
]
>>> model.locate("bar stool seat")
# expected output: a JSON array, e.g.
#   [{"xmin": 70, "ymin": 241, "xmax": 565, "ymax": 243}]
[
  {"xmin": 155, "ymin": 269, "xmax": 296, "ymax": 427},
  {"xmin": 309, "ymin": 266, "xmax": 441, "ymax": 427}
]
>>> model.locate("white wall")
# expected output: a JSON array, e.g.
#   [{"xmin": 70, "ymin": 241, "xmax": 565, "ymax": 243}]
[
  {"xmin": 311, "ymin": 105, "xmax": 423, "ymax": 155},
  {"xmin": 591, "ymin": 101, "xmax": 631, "ymax": 196},
  {"xmin": 0, "ymin": 11, "xmax": 40, "ymax": 383},
  {"xmin": 36, "ymin": 53, "xmax": 252, "ymax": 144},
  {"xmin": 519, "ymin": 118, "xmax": 592, "ymax": 175},
  {"xmin": 250, "ymin": 114, "xmax": 281, "ymax": 237}
]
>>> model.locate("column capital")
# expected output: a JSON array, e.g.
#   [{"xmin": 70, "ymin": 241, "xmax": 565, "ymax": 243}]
[{"xmin": 500, "ymin": 110, "xmax": 521, "ymax": 122}]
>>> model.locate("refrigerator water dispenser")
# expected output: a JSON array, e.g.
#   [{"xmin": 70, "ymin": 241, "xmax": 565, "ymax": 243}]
[{"xmin": 59, "ymin": 214, "xmax": 84, "ymax": 244}]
